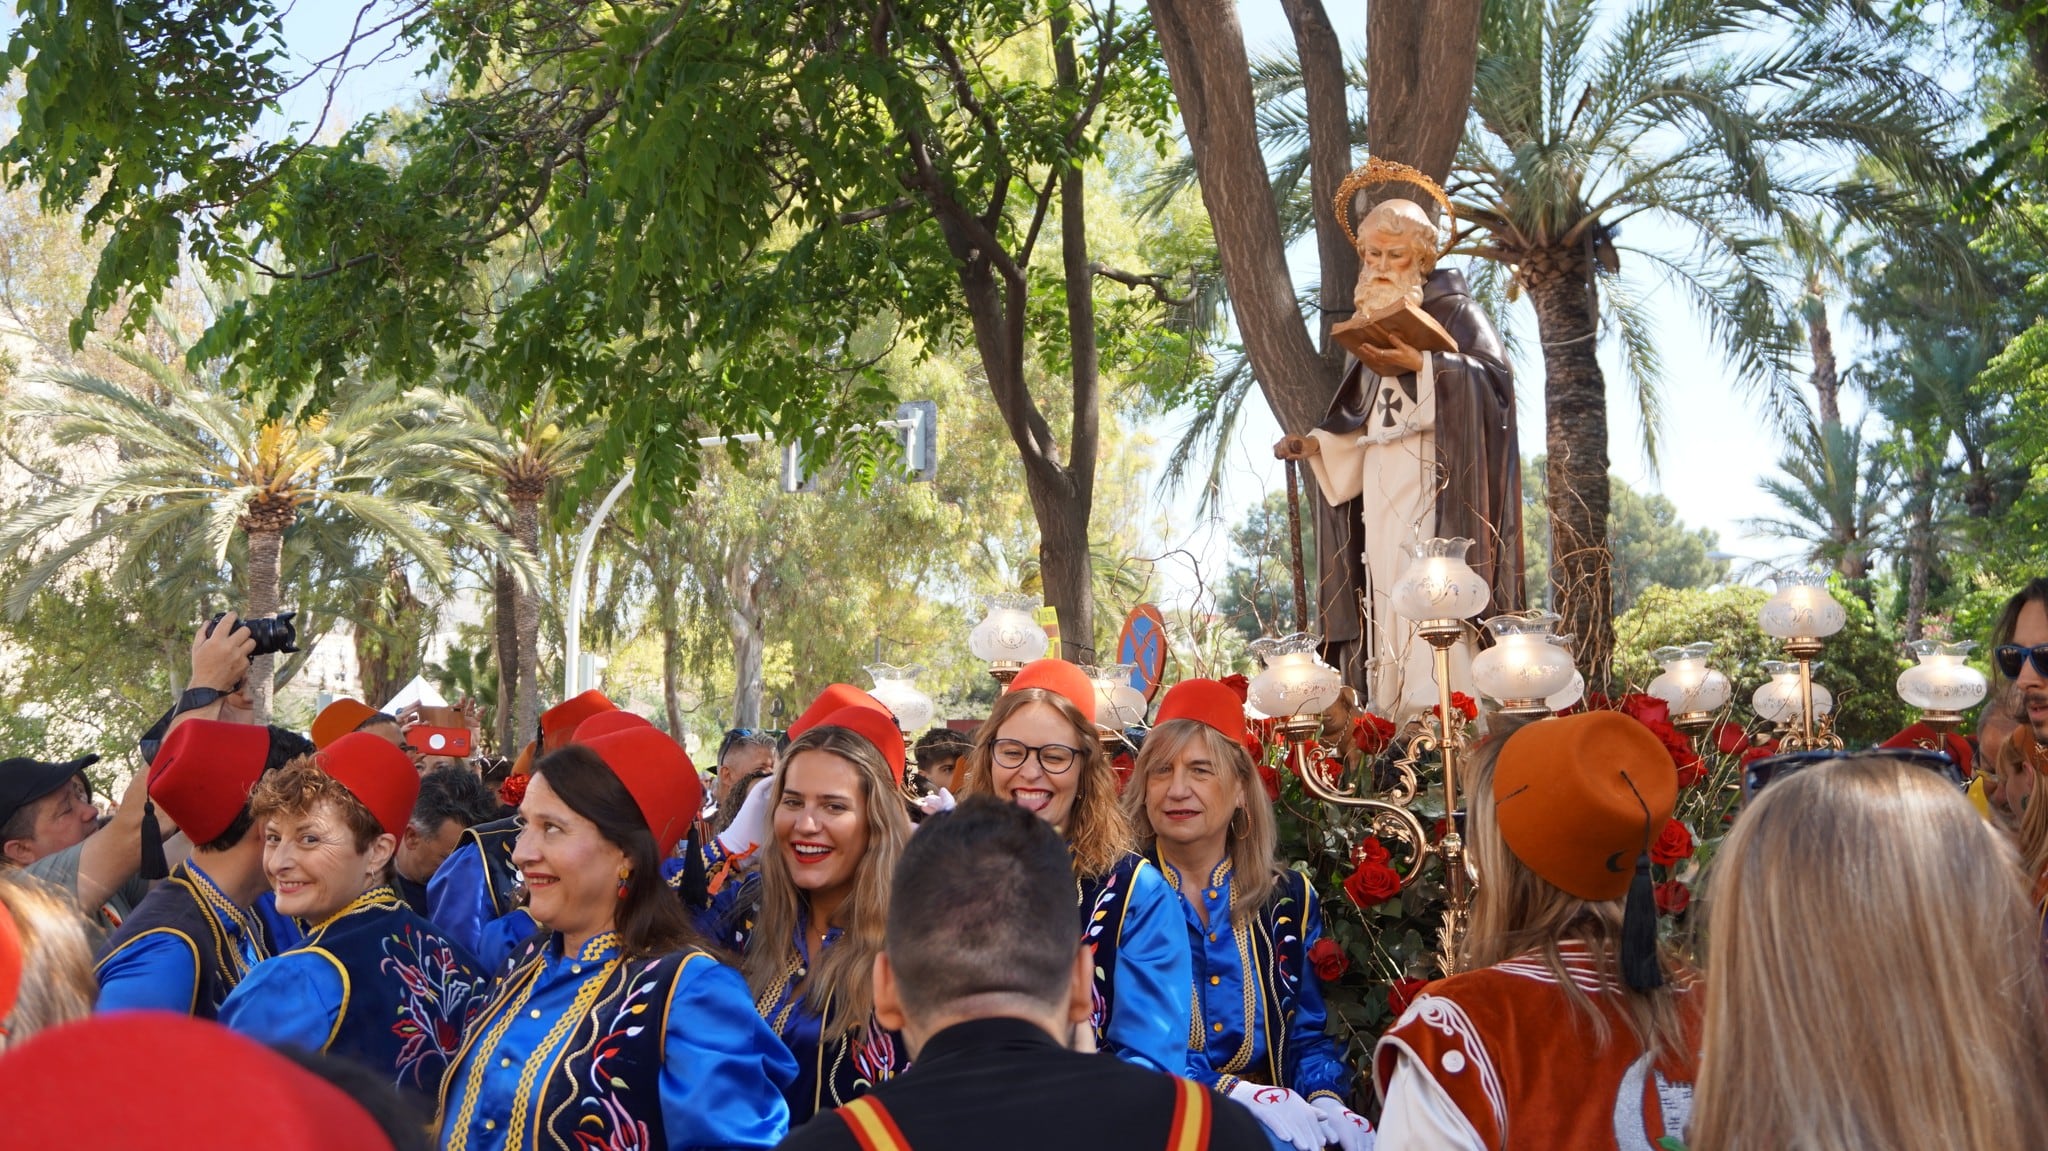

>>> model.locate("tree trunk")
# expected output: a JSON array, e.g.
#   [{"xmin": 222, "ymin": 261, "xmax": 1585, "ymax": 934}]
[
  {"xmin": 511, "ymin": 493, "xmax": 542, "ymax": 749},
  {"xmin": 723, "ymin": 549, "xmax": 764, "ymax": 729},
  {"xmin": 1808, "ymin": 302, "xmax": 1841, "ymax": 431},
  {"xmin": 1051, "ymin": 19, "xmax": 1102, "ymax": 663},
  {"xmin": 655, "ymin": 556, "xmax": 685, "ymax": 737},
  {"xmin": 1148, "ymin": 0, "xmax": 1333, "ymax": 432},
  {"xmin": 1366, "ymin": 0, "xmax": 1483, "ymax": 196},
  {"xmin": 244, "ymin": 526, "xmax": 284, "ymax": 724},
  {"xmin": 1521, "ymin": 245, "xmax": 1614, "ymax": 686},
  {"xmin": 1903, "ymin": 457, "xmax": 1935, "ymax": 642},
  {"xmin": 492, "ymin": 563, "xmax": 518, "ymax": 753},
  {"xmin": 1278, "ymin": 0, "xmax": 1359, "ymax": 367}
]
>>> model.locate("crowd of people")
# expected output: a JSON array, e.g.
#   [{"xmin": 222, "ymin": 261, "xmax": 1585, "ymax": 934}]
[{"xmin": 0, "ymin": 581, "xmax": 2046, "ymax": 1151}]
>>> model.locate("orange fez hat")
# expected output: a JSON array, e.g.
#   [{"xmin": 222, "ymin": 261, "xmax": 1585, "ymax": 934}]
[
  {"xmin": 572, "ymin": 710, "xmax": 656, "ymax": 743},
  {"xmin": 580, "ymin": 728, "xmax": 703, "ymax": 856},
  {"xmin": 812, "ymin": 705, "xmax": 907, "ymax": 784},
  {"xmin": 1492, "ymin": 711, "xmax": 1677, "ymax": 902},
  {"xmin": 1153, "ymin": 678, "xmax": 1249, "ymax": 745},
  {"xmin": 315, "ymin": 731, "xmax": 421, "ymax": 838},
  {"xmin": 788, "ymin": 684, "xmax": 893, "ymax": 741},
  {"xmin": 1008, "ymin": 658, "xmax": 1099, "ymax": 725},
  {"xmin": 147, "ymin": 719, "xmax": 274, "ymax": 843},
  {"xmin": 0, "ymin": 1012, "xmax": 395, "ymax": 1150},
  {"xmin": 542, "ymin": 690, "xmax": 619, "ymax": 751},
  {"xmin": 310, "ymin": 698, "xmax": 379, "ymax": 751}
]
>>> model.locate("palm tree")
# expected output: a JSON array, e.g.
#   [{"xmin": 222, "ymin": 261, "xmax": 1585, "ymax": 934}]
[
  {"xmin": 0, "ymin": 322, "xmax": 513, "ymax": 720},
  {"xmin": 1442, "ymin": 0, "xmax": 1961, "ymax": 679},
  {"xmin": 1746, "ymin": 417, "xmax": 1896, "ymax": 596}
]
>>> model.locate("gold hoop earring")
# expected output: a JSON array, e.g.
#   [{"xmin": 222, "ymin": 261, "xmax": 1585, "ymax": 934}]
[{"xmin": 1229, "ymin": 807, "xmax": 1250, "ymax": 840}]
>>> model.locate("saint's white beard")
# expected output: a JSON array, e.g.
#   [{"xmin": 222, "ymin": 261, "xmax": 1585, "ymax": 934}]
[{"xmin": 1354, "ymin": 270, "xmax": 1426, "ymax": 315}]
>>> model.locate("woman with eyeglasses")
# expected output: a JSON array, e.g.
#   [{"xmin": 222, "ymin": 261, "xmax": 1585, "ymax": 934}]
[
  {"xmin": 1123, "ymin": 679, "xmax": 1373, "ymax": 1151},
  {"xmin": 1373, "ymin": 711, "xmax": 1700, "ymax": 1150},
  {"xmin": 956, "ymin": 659, "xmax": 1192, "ymax": 1076},
  {"xmin": 703, "ymin": 691, "xmax": 914, "ymax": 1126},
  {"xmin": 1690, "ymin": 752, "xmax": 2048, "ymax": 1149}
]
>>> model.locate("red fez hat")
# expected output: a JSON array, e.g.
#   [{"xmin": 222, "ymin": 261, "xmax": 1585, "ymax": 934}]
[
  {"xmin": 573, "ymin": 710, "xmax": 656, "ymax": 743},
  {"xmin": 148, "ymin": 719, "xmax": 273, "ymax": 843},
  {"xmin": 315, "ymin": 732, "xmax": 420, "ymax": 838},
  {"xmin": 1010, "ymin": 659, "xmax": 1098, "ymax": 724},
  {"xmin": 0, "ymin": 901, "xmax": 20, "ymax": 1027},
  {"xmin": 1881, "ymin": 723, "xmax": 1974, "ymax": 778},
  {"xmin": 580, "ymin": 728, "xmax": 703, "ymax": 856},
  {"xmin": 310, "ymin": 698, "xmax": 378, "ymax": 751},
  {"xmin": 1493, "ymin": 711, "xmax": 1677, "ymax": 902},
  {"xmin": 1154, "ymin": 679, "xmax": 1249, "ymax": 746},
  {"xmin": 542, "ymin": 690, "xmax": 618, "ymax": 750},
  {"xmin": 0, "ymin": 1012, "xmax": 394, "ymax": 1150},
  {"xmin": 813, "ymin": 705, "xmax": 907, "ymax": 784},
  {"xmin": 789, "ymin": 684, "xmax": 892, "ymax": 741}
]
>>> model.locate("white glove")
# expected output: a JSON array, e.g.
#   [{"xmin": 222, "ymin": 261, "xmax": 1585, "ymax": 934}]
[
  {"xmin": 916, "ymin": 787, "xmax": 958, "ymax": 816},
  {"xmin": 1312, "ymin": 1096, "xmax": 1375, "ymax": 1151},
  {"xmin": 1228, "ymin": 1083, "xmax": 1327, "ymax": 1151},
  {"xmin": 716, "ymin": 777, "xmax": 775, "ymax": 855}
]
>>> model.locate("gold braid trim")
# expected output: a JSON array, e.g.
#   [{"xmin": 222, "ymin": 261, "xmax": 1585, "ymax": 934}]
[{"xmin": 1334, "ymin": 158, "xmax": 1454, "ymax": 247}]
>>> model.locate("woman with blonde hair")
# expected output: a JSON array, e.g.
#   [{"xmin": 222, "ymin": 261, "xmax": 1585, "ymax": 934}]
[
  {"xmin": 957, "ymin": 658, "xmax": 1191, "ymax": 1075},
  {"xmin": 1124, "ymin": 679, "xmax": 1373, "ymax": 1151},
  {"xmin": 1692, "ymin": 752, "xmax": 2048, "ymax": 1151},
  {"xmin": 704, "ymin": 694, "xmax": 914, "ymax": 1125},
  {"xmin": 0, "ymin": 871, "xmax": 96, "ymax": 1048},
  {"xmin": 1374, "ymin": 710, "xmax": 1699, "ymax": 1149}
]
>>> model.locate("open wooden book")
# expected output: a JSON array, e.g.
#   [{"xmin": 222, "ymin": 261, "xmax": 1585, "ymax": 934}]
[{"xmin": 1331, "ymin": 298, "xmax": 1459, "ymax": 360}]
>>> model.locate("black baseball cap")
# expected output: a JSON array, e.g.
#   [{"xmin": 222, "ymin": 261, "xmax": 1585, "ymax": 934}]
[{"xmin": 0, "ymin": 755, "xmax": 99, "ymax": 835}]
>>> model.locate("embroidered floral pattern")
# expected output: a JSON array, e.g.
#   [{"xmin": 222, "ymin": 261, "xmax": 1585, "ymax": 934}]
[
  {"xmin": 573, "ymin": 958, "xmax": 667, "ymax": 1151},
  {"xmin": 381, "ymin": 925, "xmax": 489, "ymax": 1089}
]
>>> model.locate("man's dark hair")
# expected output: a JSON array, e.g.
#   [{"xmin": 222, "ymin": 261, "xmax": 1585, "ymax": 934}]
[
  {"xmin": 886, "ymin": 795, "xmax": 1078, "ymax": 1017},
  {"xmin": 1989, "ymin": 578, "xmax": 2048, "ymax": 686},
  {"xmin": 408, "ymin": 767, "xmax": 502, "ymax": 835},
  {"xmin": 354, "ymin": 711, "xmax": 400, "ymax": 733},
  {"xmin": 914, "ymin": 726, "xmax": 973, "ymax": 767},
  {"xmin": 198, "ymin": 726, "xmax": 314, "ymax": 853}
]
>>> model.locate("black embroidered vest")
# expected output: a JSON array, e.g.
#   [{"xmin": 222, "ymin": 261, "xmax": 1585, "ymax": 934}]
[
  {"xmin": 95, "ymin": 861, "xmax": 255, "ymax": 1019},
  {"xmin": 299, "ymin": 889, "xmax": 490, "ymax": 1098},
  {"xmin": 464, "ymin": 815, "xmax": 524, "ymax": 917},
  {"xmin": 1079, "ymin": 851, "xmax": 1151, "ymax": 1048}
]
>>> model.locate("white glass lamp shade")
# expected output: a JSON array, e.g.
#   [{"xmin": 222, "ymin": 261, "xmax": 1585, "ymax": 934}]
[
  {"xmin": 1752, "ymin": 661, "xmax": 1833, "ymax": 724},
  {"xmin": 968, "ymin": 594, "xmax": 1049, "ymax": 664},
  {"xmin": 1896, "ymin": 640, "xmax": 1989, "ymax": 713},
  {"xmin": 1546, "ymin": 671, "xmax": 1587, "ymax": 713},
  {"xmin": 1247, "ymin": 632, "xmax": 1343, "ymax": 718},
  {"xmin": 1646, "ymin": 643, "xmax": 1733, "ymax": 716},
  {"xmin": 865, "ymin": 663, "xmax": 934, "ymax": 733},
  {"xmin": 1758, "ymin": 572, "xmax": 1848, "ymax": 640},
  {"xmin": 1388, "ymin": 538, "xmax": 1492, "ymax": 623},
  {"xmin": 1469, "ymin": 612, "xmax": 1578, "ymax": 705},
  {"xmin": 1084, "ymin": 663, "xmax": 1150, "ymax": 728}
]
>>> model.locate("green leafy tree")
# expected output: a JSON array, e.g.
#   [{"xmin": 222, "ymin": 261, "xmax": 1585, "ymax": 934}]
[
  {"xmin": 1522, "ymin": 458, "xmax": 1727, "ymax": 616},
  {"xmin": 1216, "ymin": 489, "xmax": 1313, "ymax": 642},
  {"xmin": 1746, "ymin": 418, "xmax": 1896, "ymax": 595}
]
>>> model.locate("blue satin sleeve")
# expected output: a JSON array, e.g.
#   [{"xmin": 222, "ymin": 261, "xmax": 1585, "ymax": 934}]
[
  {"xmin": 658, "ymin": 954, "xmax": 797, "ymax": 1150},
  {"xmin": 1102, "ymin": 861, "xmax": 1196, "ymax": 1076},
  {"xmin": 219, "ymin": 950, "xmax": 346, "ymax": 1053},
  {"xmin": 95, "ymin": 929, "xmax": 201, "ymax": 1014},
  {"xmin": 254, "ymin": 892, "xmax": 304, "ymax": 953},
  {"xmin": 1288, "ymin": 885, "xmax": 1351, "ymax": 1101},
  {"xmin": 427, "ymin": 841, "xmax": 533, "ymax": 972}
]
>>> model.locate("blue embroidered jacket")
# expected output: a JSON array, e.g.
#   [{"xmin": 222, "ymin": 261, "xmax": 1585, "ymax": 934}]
[
  {"xmin": 219, "ymin": 886, "xmax": 489, "ymax": 1099},
  {"xmin": 95, "ymin": 859, "xmax": 266, "ymax": 1018},
  {"xmin": 1079, "ymin": 851, "xmax": 1195, "ymax": 1076},
  {"xmin": 436, "ymin": 931, "xmax": 797, "ymax": 1151},
  {"xmin": 1153, "ymin": 857, "xmax": 1351, "ymax": 1102},
  {"xmin": 703, "ymin": 873, "xmax": 910, "ymax": 1125}
]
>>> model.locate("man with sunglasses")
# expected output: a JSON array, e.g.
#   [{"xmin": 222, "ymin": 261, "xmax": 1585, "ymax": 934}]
[{"xmin": 1991, "ymin": 578, "xmax": 2048, "ymax": 744}]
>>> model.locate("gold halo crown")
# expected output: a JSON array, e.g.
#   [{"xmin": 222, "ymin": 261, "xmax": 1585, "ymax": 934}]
[{"xmin": 1334, "ymin": 158, "xmax": 1453, "ymax": 248}]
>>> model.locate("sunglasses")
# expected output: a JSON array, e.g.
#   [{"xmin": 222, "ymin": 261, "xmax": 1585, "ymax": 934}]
[
  {"xmin": 1744, "ymin": 747, "xmax": 1963, "ymax": 800},
  {"xmin": 1994, "ymin": 644, "xmax": 2048, "ymax": 679}
]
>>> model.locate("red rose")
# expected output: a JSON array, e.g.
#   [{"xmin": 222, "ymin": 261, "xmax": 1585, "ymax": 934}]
[
  {"xmin": 1672, "ymin": 749, "xmax": 1707, "ymax": 788},
  {"xmin": 1343, "ymin": 861, "xmax": 1403, "ymax": 909},
  {"xmin": 1256, "ymin": 764, "xmax": 1281, "ymax": 802},
  {"xmin": 1711, "ymin": 720, "xmax": 1750, "ymax": 757},
  {"xmin": 498, "ymin": 773, "xmax": 529, "ymax": 808},
  {"xmin": 1351, "ymin": 837, "xmax": 1390, "ymax": 867},
  {"xmin": 1650, "ymin": 819, "xmax": 1695, "ymax": 866},
  {"xmin": 1583, "ymin": 691, "xmax": 1613, "ymax": 713},
  {"xmin": 1352, "ymin": 712, "xmax": 1397, "ymax": 755},
  {"xmin": 1289, "ymin": 750, "xmax": 1340, "ymax": 789},
  {"xmin": 1740, "ymin": 738, "xmax": 1781, "ymax": 767},
  {"xmin": 1112, "ymin": 751, "xmax": 1135, "ymax": 793},
  {"xmin": 1388, "ymin": 976, "xmax": 1428, "ymax": 1018},
  {"xmin": 1654, "ymin": 880, "xmax": 1691, "ymax": 917},
  {"xmin": 1308, "ymin": 937, "xmax": 1350, "ymax": 982},
  {"xmin": 1619, "ymin": 692, "xmax": 1671, "ymax": 728},
  {"xmin": 1221, "ymin": 674, "xmax": 1251, "ymax": 703}
]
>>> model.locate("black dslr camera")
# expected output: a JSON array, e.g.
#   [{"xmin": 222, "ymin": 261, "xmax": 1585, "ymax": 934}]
[{"xmin": 206, "ymin": 610, "xmax": 300, "ymax": 658}]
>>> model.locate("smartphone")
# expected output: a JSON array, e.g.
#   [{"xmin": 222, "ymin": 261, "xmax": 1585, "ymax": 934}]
[{"xmin": 412, "ymin": 726, "xmax": 473, "ymax": 758}]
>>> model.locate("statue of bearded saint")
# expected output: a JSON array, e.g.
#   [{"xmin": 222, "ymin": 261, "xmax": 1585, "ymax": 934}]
[{"xmin": 1276, "ymin": 198, "xmax": 1525, "ymax": 719}]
